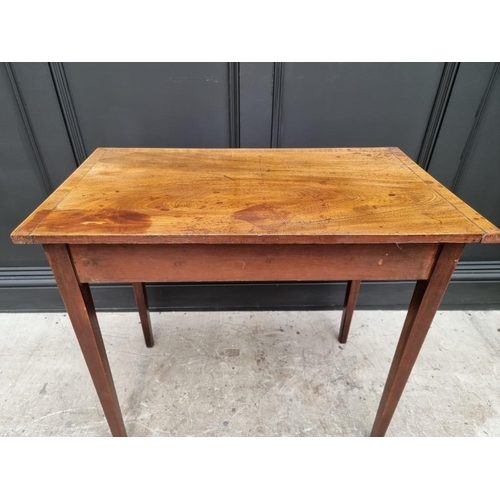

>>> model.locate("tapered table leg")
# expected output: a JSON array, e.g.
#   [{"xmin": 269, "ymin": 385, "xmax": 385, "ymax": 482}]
[
  {"xmin": 339, "ymin": 280, "xmax": 361, "ymax": 344},
  {"xmin": 132, "ymin": 282, "xmax": 154, "ymax": 348},
  {"xmin": 44, "ymin": 244, "xmax": 127, "ymax": 437},
  {"xmin": 370, "ymin": 244, "xmax": 464, "ymax": 437}
]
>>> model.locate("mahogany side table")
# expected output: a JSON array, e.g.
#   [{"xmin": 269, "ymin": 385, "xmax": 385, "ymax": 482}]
[{"xmin": 11, "ymin": 147, "xmax": 500, "ymax": 437}]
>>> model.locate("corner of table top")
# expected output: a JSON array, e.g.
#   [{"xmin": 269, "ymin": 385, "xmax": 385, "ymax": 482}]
[
  {"xmin": 389, "ymin": 147, "xmax": 500, "ymax": 244},
  {"xmin": 10, "ymin": 148, "xmax": 109, "ymax": 245},
  {"xmin": 481, "ymin": 232, "xmax": 500, "ymax": 244}
]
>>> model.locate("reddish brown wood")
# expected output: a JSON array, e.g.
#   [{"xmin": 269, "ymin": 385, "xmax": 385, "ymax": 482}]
[
  {"xmin": 10, "ymin": 148, "xmax": 498, "ymax": 437},
  {"xmin": 391, "ymin": 148, "xmax": 500, "ymax": 243},
  {"xmin": 43, "ymin": 244, "xmax": 127, "ymax": 437},
  {"xmin": 339, "ymin": 280, "xmax": 361, "ymax": 344},
  {"xmin": 10, "ymin": 149, "xmax": 107, "ymax": 244},
  {"xmin": 70, "ymin": 243, "xmax": 440, "ymax": 283},
  {"xmin": 132, "ymin": 283, "xmax": 154, "ymax": 348},
  {"xmin": 11, "ymin": 148, "xmax": 500, "ymax": 246},
  {"xmin": 370, "ymin": 243, "xmax": 465, "ymax": 437}
]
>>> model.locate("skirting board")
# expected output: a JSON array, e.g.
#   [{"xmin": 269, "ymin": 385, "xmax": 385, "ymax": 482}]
[{"xmin": 0, "ymin": 262, "xmax": 499, "ymax": 312}]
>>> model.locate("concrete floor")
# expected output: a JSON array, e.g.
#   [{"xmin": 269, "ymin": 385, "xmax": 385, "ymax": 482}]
[{"xmin": 1, "ymin": 309, "xmax": 499, "ymax": 437}]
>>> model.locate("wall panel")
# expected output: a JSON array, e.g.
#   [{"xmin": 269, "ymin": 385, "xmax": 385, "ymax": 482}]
[{"xmin": 1, "ymin": 62, "xmax": 499, "ymax": 310}]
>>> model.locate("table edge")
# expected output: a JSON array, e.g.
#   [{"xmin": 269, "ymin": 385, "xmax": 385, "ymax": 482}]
[
  {"xmin": 390, "ymin": 147, "xmax": 500, "ymax": 244},
  {"xmin": 13, "ymin": 233, "xmax": 484, "ymax": 245},
  {"xmin": 10, "ymin": 147, "xmax": 500, "ymax": 245}
]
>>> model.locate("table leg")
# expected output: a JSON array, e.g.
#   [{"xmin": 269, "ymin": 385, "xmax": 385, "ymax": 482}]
[
  {"xmin": 132, "ymin": 283, "xmax": 154, "ymax": 348},
  {"xmin": 339, "ymin": 280, "xmax": 361, "ymax": 344},
  {"xmin": 44, "ymin": 244, "xmax": 127, "ymax": 437},
  {"xmin": 370, "ymin": 243, "xmax": 464, "ymax": 437}
]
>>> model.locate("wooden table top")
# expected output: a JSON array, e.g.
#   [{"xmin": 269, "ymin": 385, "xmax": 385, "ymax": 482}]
[{"xmin": 11, "ymin": 147, "xmax": 500, "ymax": 245}]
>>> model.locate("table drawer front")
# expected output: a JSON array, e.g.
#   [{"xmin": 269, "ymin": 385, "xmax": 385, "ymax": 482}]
[{"xmin": 69, "ymin": 243, "xmax": 440, "ymax": 283}]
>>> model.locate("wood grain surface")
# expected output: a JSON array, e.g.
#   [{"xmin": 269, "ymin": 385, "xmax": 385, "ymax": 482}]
[
  {"xmin": 370, "ymin": 243, "xmax": 465, "ymax": 436},
  {"xmin": 44, "ymin": 244, "xmax": 127, "ymax": 436},
  {"xmin": 12, "ymin": 148, "xmax": 500, "ymax": 245},
  {"xmin": 69, "ymin": 243, "xmax": 439, "ymax": 283},
  {"xmin": 339, "ymin": 280, "xmax": 361, "ymax": 344}
]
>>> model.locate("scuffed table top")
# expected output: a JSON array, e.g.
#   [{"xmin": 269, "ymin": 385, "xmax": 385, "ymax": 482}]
[{"xmin": 11, "ymin": 147, "xmax": 500, "ymax": 245}]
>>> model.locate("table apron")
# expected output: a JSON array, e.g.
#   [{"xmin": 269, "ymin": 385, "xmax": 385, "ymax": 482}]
[{"xmin": 67, "ymin": 243, "xmax": 441, "ymax": 283}]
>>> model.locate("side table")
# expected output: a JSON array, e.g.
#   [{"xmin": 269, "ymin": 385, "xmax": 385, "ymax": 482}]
[{"xmin": 11, "ymin": 147, "xmax": 500, "ymax": 436}]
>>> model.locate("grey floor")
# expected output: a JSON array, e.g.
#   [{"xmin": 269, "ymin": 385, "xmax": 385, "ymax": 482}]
[{"xmin": 1, "ymin": 309, "xmax": 499, "ymax": 437}]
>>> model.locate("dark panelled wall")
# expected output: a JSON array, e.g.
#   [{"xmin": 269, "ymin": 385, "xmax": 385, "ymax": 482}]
[{"xmin": 1, "ymin": 62, "xmax": 499, "ymax": 311}]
